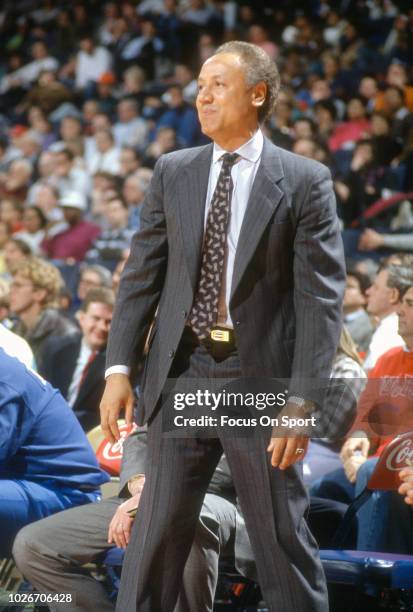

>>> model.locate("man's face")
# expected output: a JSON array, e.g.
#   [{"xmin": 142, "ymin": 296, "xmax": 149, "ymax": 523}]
[
  {"xmin": 123, "ymin": 177, "xmax": 142, "ymax": 204},
  {"xmin": 397, "ymin": 287, "xmax": 413, "ymax": 345},
  {"xmin": 343, "ymin": 274, "xmax": 367, "ymax": 312},
  {"xmin": 78, "ymin": 302, "xmax": 113, "ymax": 351},
  {"xmin": 105, "ymin": 200, "xmax": 128, "ymax": 228},
  {"xmin": 196, "ymin": 53, "xmax": 261, "ymax": 146},
  {"xmin": 55, "ymin": 153, "xmax": 72, "ymax": 177},
  {"xmin": 61, "ymin": 206, "xmax": 81, "ymax": 224},
  {"xmin": 77, "ymin": 271, "xmax": 102, "ymax": 300},
  {"xmin": 120, "ymin": 149, "xmax": 139, "ymax": 176},
  {"xmin": 9, "ymin": 274, "xmax": 37, "ymax": 314},
  {"xmin": 118, "ymin": 101, "xmax": 136, "ymax": 123},
  {"xmin": 366, "ymin": 269, "xmax": 395, "ymax": 317}
]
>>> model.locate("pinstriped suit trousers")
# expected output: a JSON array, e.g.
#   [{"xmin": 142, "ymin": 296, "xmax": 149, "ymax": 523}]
[{"xmin": 116, "ymin": 331, "xmax": 329, "ymax": 612}]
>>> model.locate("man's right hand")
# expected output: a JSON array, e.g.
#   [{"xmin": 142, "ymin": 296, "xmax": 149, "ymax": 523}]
[
  {"xmin": 100, "ymin": 374, "xmax": 135, "ymax": 442},
  {"xmin": 340, "ymin": 433, "xmax": 370, "ymax": 463}
]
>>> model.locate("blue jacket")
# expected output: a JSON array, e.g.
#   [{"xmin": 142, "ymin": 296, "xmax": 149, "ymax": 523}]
[{"xmin": 0, "ymin": 348, "xmax": 109, "ymax": 491}]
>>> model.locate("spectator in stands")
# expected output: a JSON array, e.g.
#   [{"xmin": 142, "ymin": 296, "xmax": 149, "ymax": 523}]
[
  {"xmin": 0, "ymin": 158, "xmax": 32, "ymax": 204},
  {"xmin": 0, "ymin": 40, "xmax": 58, "ymax": 96},
  {"xmin": 334, "ymin": 139, "xmax": 387, "ymax": 226},
  {"xmin": 0, "ymin": 199, "xmax": 23, "ymax": 233},
  {"xmin": 67, "ymin": 262, "xmax": 113, "ymax": 315},
  {"xmin": 55, "ymin": 114, "xmax": 84, "ymax": 158},
  {"xmin": 87, "ymin": 129, "xmax": 121, "ymax": 175},
  {"xmin": 359, "ymin": 76, "xmax": 379, "ymax": 112},
  {"xmin": 313, "ymin": 268, "xmax": 413, "ymax": 552},
  {"xmin": 0, "ymin": 348, "xmax": 108, "ymax": 557},
  {"xmin": 156, "ymin": 84, "xmax": 202, "ymax": 147},
  {"xmin": 304, "ymin": 327, "xmax": 367, "ymax": 486},
  {"xmin": 27, "ymin": 151, "xmax": 56, "ymax": 204},
  {"xmin": 113, "ymin": 98, "xmax": 148, "ymax": 148},
  {"xmin": 383, "ymin": 84, "xmax": 413, "ymax": 143},
  {"xmin": 122, "ymin": 169, "xmax": 153, "ymax": 230},
  {"xmin": 14, "ymin": 206, "xmax": 47, "ymax": 256},
  {"xmin": 328, "ymin": 96, "xmax": 371, "ymax": 153},
  {"xmin": 41, "ymin": 191, "xmax": 101, "ymax": 263},
  {"xmin": 32, "ymin": 183, "xmax": 63, "ymax": 226},
  {"xmin": 292, "ymin": 138, "xmax": 317, "ymax": 159},
  {"xmin": 343, "ymin": 269, "xmax": 374, "ymax": 352},
  {"xmin": 247, "ymin": 24, "xmax": 278, "ymax": 60},
  {"xmin": 53, "ymin": 148, "xmax": 91, "ymax": 197},
  {"xmin": 93, "ymin": 72, "xmax": 118, "ymax": 116},
  {"xmin": 86, "ymin": 197, "xmax": 134, "ymax": 266},
  {"xmin": 3, "ymin": 238, "xmax": 31, "ymax": 277},
  {"xmin": 119, "ymin": 147, "xmax": 142, "ymax": 177},
  {"xmin": 10, "ymin": 257, "xmax": 77, "ymax": 373},
  {"xmin": 363, "ymin": 262, "xmax": 405, "ymax": 370},
  {"xmin": 42, "ymin": 287, "xmax": 115, "ymax": 431},
  {"xmin": 75, "ymin": 33, "xmax": 113, "ymax": 91},
  {"xmin": 16, "ymin": 69, "xmax": 73, "ymax": 116},
  {"xmin": 143, "ymin": 126, "xmax": 177, "ymax": 168}
]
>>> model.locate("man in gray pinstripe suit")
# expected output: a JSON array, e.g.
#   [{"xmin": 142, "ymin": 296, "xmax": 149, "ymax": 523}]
[{"xmin": 101, "ymin": 41, "xmax": 345, "ymax": 611}]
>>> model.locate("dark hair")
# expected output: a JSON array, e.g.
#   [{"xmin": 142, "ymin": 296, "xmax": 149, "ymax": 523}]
[
  {"xmin": 26, "ymin": 205, "xmax": 47, "ymax": 229},
  {"xmin": 313, "ymin": 100, "xmax": 337, "ymax": 121},
  {"xmin": 80, "ymin": 287, "xmax": 115, "ymax": 311},
  {"xmin": 58, "ymin": 148, "xmax": 75, "ymax": 161},
  {"xmin": 346, "ymin": 268, "xmax": 371, "ymax": 295},
  {"xmin": 213, "ymin": 41, "xmax": 280, "ymax": 123}
]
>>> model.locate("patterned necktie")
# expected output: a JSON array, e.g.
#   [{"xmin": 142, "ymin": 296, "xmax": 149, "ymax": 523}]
[{"xmin": 189, "ymin": 152, "xmax": 240, "ymax": 339}]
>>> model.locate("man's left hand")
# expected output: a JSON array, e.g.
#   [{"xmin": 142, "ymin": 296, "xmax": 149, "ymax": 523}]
[
  {"xmin": 267, "ymin": 435, "xmax": 309, "ymax": 469},
  {"xmin": 267, "ymin": 401, "xmax": 312, "ymax": 469}
]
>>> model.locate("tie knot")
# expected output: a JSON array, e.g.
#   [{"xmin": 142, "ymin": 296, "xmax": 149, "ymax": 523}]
[{"xmin": 221, "ymin": 152, "xmax": 240, "ymax": 170}]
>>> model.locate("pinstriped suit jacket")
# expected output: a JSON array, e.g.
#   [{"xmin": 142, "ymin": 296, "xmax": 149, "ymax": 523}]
[{"xmin": 106, "ymin": 137, "xmax": 346, "ymax": 423}]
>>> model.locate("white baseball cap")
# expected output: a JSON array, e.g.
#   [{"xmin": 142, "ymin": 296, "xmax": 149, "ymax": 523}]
[{"xmin": 59, "ymin": 191, "xmax": 87, "ymax": 211}]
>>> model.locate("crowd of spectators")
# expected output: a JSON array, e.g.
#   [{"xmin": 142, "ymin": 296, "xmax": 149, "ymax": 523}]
[{"xmin": 1, "ymin": 0, "xmax": 413, "ymax": 604}]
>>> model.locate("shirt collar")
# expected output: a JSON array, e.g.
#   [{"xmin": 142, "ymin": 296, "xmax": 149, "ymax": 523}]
[{"xmin": 212, "ymin": 128, "xmax": 263, "ymax": 165}]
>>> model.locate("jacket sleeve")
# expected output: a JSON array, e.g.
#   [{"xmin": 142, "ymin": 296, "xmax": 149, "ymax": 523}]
[
  {"xmin": 118, "ymin": 426, "xmax": 148, "ymax": 497},
  {"xmin": 289, "ymin": 164, "xmax": 346, "ymax": 406}
]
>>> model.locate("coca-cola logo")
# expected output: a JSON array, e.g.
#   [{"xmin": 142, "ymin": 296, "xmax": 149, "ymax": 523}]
[
  {"xmin": 100, "ymin": 423, "xmax": 137, "ymax": 462},
  {"xmin": 386, "ymin": 439, "xmax": 413, "ymax": 471}
]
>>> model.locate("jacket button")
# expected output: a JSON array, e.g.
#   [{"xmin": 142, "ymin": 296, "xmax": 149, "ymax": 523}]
[{"xmin": 169, "ymin": 350, "xmax": 175, "ymax": 358}]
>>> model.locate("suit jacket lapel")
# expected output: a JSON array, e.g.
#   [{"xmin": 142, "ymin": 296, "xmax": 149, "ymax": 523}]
[
  {"xmin": 230, "ymin": 140, "xmax": 285, "ymax": 302},
  {"xmin": 61, "ymin": 338, "xmax": 81, "ymax": 398},
  {"xmin": 75, "ymin": 350, "xmax": 105, "ymax": 407},
  {"xmin": 176, "ymin": 144, "xmax": 213, "ymax": 294}
]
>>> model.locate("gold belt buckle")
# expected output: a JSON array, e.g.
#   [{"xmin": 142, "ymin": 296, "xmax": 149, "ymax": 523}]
[{"xmin": 210, "ymin": 328, "xmax": 230, "ymax": 343}]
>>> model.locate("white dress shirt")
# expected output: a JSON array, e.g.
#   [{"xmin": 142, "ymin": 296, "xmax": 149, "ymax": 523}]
[
  {"xmin": 363, "ymin": 311, "xmax": 404, "ymax": 371},
  {"xmin": 68, "ymin": 341, "xmax": 94, "ymax": 407},
  {"xmin": 105, "ymin": 129, "xmax": 264, "ymax": 378}
]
